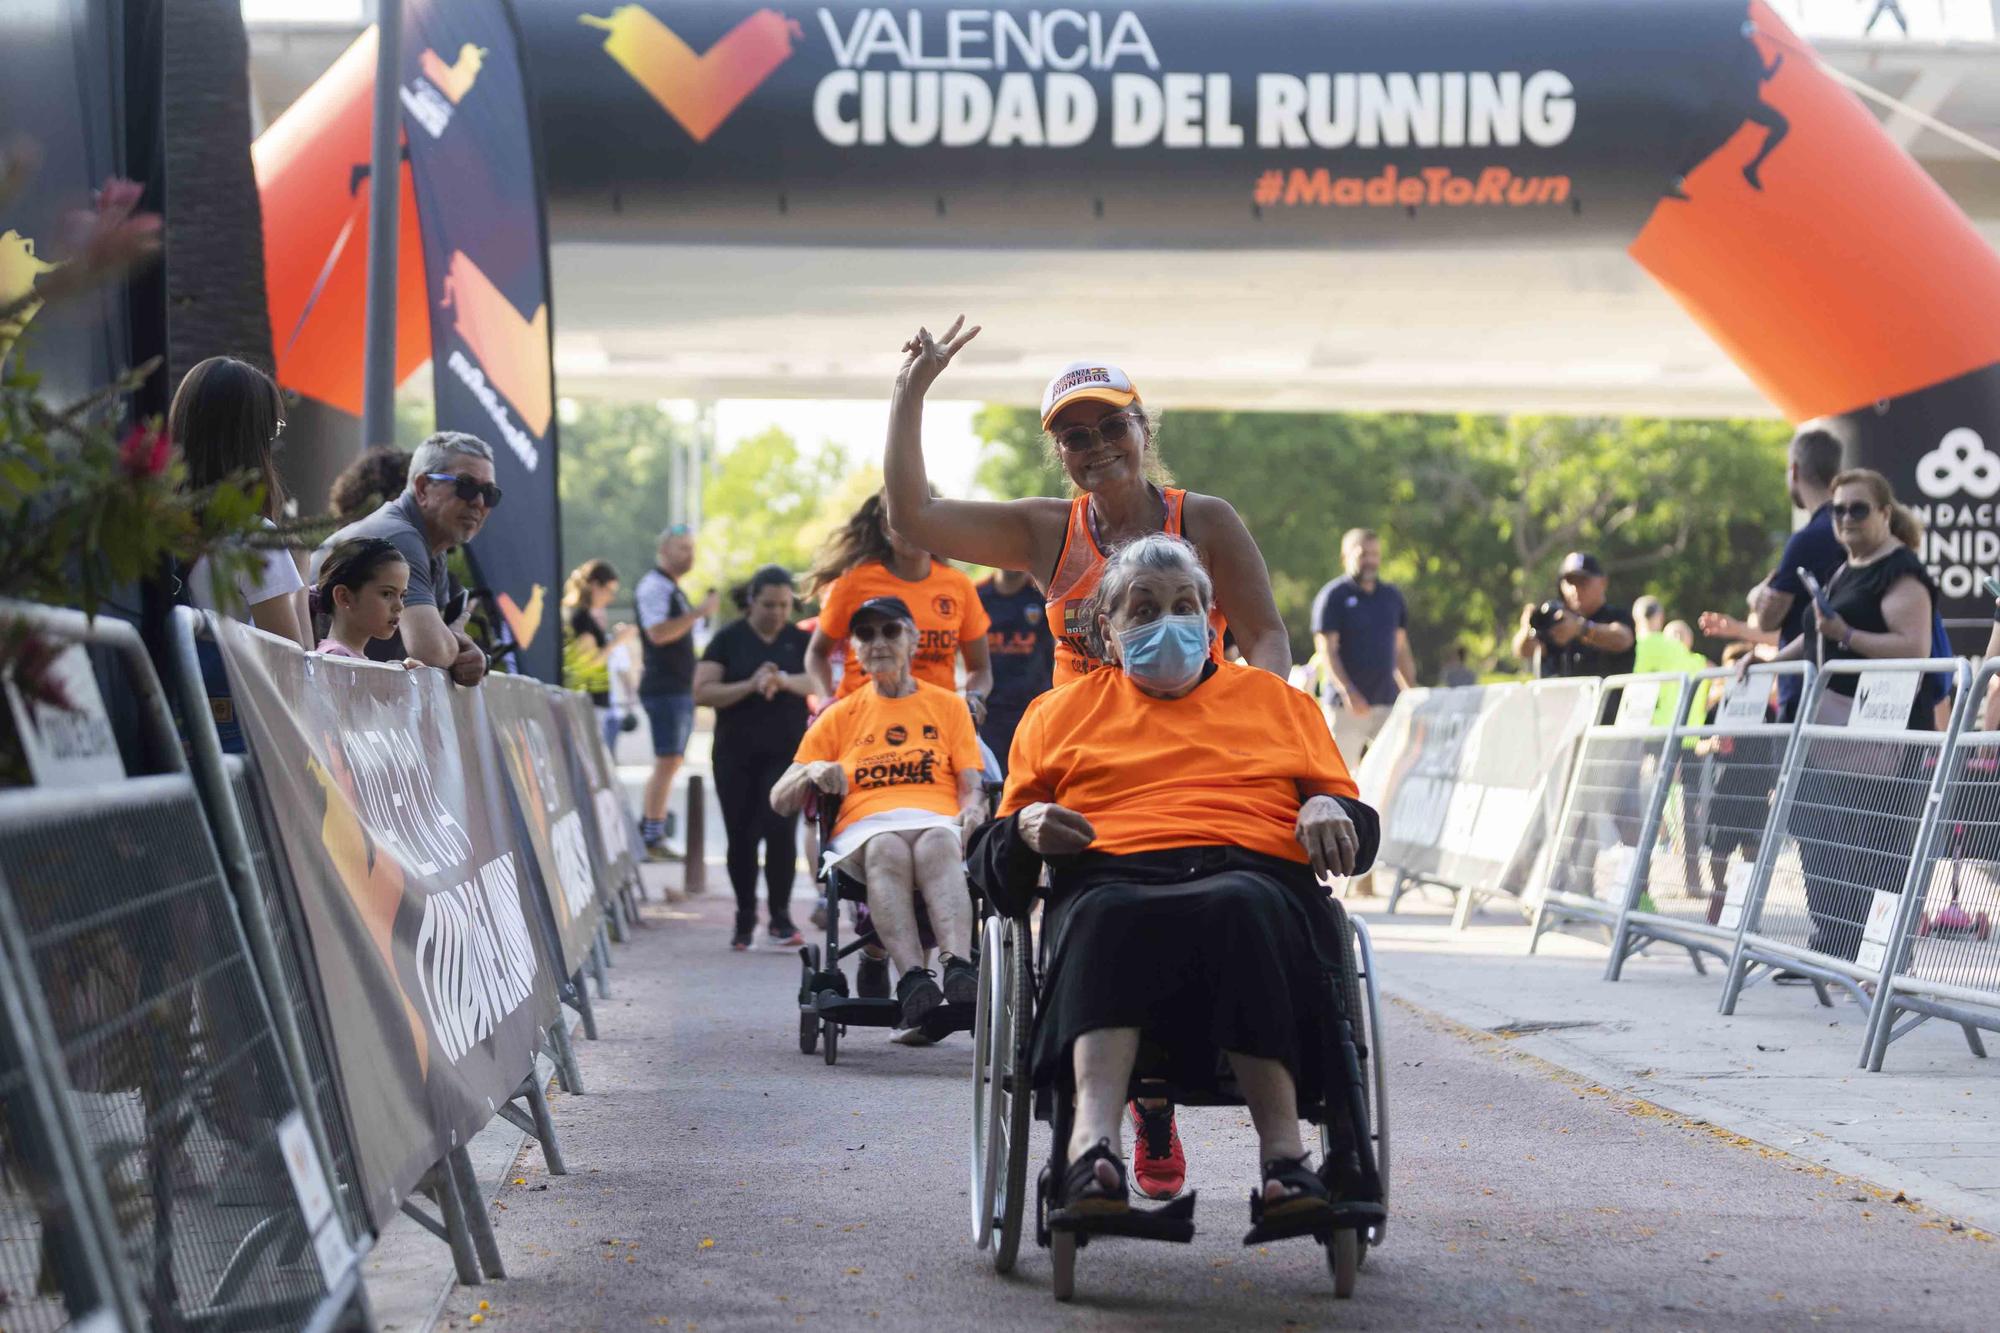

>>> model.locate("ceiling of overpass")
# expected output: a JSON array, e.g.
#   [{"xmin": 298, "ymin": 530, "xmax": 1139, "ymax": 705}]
[{"xmin": 246, "ymin": 9, "xmax": 2000, "ymax": 417}]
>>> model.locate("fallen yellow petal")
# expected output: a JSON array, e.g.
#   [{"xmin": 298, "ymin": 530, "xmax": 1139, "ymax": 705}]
[{"xmin": 699, "ymin": 1238, "xmax": 715, "ymax": 1249}]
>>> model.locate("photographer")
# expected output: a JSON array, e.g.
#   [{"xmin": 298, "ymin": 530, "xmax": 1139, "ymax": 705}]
[{"xmin": 1511, "ymin": 552, "xmax": 1637, "ymax": 679}]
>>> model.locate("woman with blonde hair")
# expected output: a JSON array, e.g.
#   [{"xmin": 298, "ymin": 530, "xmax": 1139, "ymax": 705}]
[{"xmin": 562, "ymin": 558, "xmax": 622, "ymax": 750}]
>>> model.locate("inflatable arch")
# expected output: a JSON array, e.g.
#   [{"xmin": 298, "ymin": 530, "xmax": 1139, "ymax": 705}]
[{"xmin": 257, "ymin": 0, "xmax": 2000, "ymax": 632}]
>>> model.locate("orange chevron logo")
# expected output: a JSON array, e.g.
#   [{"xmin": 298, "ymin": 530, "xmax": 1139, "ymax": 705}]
[
  {"xmin": 419, "ymin": 43, "xmax": 488, "ymax": 104},
  {"xmin": 498, "ymin": 584, "xmax": 547, "ymax": 651},
  {"xmin": 439, "ymin": 249, "xmax": 552, "ymax": 437},
  {"xmin": 580, "ymin": 5, "xmax": 800, "ymax": 143}
]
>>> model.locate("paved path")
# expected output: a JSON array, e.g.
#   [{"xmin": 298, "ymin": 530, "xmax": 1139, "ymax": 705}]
[{"xmin": 433, "ymin": 884, "xmax": 1998, "ymax": 1332}]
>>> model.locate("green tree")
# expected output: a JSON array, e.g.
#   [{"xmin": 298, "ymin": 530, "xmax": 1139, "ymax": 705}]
[
  {"xmin": 557, "ymin": 400, "xmax": 701, "ymax": 592},
  {"xmin": 692, "ymin": 427, "xmax": 850, "ymax": 598},
  {"xmin": 973, "ymin": 407, "xmax": 1791, "ymax": 679}
]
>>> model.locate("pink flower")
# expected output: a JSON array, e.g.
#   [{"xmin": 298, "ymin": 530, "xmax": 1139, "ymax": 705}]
[{"xmin": 117, "ymin": 423, "xmax": 169, "ymax": 478}]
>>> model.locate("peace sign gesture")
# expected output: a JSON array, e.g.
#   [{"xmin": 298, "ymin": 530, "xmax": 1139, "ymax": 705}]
[{"xmin": 896, "ymin": 314, "xmax": 981, "ymax": 396}]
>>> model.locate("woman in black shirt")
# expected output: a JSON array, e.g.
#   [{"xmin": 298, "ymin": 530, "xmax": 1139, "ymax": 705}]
[
  {"xmin": 695, "ymin": 566, "xmax": 815, "ymax": 950},
  {"xmin": 1743, "ymin": 468, "xmax": 1937, "ymax": 961}
]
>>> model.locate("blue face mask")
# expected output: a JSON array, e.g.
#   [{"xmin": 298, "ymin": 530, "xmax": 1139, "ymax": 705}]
[{"xmin": 1115, "ymin": 613, "xmax": 1210, "ymax": 690}]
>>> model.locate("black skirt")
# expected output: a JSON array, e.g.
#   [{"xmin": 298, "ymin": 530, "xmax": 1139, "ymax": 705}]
[{"xmin": 1027, "ymin": 846, "xmax": 1342, "ymax": 1102}]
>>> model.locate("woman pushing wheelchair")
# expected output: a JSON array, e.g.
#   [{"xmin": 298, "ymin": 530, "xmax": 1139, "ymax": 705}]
[{"xmin": 969, "ymin": 533, "xmax": 1380, "ymax": 1222}]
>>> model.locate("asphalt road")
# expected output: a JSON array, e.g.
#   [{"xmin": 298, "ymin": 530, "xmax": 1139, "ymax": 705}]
[{"xmin": 435, "ymin": 888, "xmax": 1999, "ymax": 1332}]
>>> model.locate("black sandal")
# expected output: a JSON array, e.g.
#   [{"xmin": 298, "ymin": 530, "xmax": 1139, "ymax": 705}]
[
  {"xmin": 1058, "ymin": 1138, "xmax": 1130, "ymax": 1216},
  {"xmin": 1260, "ymin": 1153, "xmax": 1333, "ymax": 1219}
]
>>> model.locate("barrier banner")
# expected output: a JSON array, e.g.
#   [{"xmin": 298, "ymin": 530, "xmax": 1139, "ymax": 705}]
[
  {"xmin": 403, "ymin": 0, "xmax": 564, "ymax": 680},
  {"xmin": 549, "ymin": 686, "xmax": 641, "ymax": 903},
  {"xmin": 485, "ymin": 673, "xmax": 605, "ymax": 973},
  {"xmin": 1362, "ymin": 680, "xmax": 1598, "ymax": 899},
  {"xmin": 213, "ymin": 619, "xmax": 559, "ymax": 1231}
]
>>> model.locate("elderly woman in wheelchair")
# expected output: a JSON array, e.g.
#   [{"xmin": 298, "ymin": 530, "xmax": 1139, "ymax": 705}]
[
  {"xmin": 772, "ymin": 594, "xmax": 989, "ymax": 1037},
  {"xmin": 967, "ymin": 534, "xmax": 1384, "ymax": 1293}
]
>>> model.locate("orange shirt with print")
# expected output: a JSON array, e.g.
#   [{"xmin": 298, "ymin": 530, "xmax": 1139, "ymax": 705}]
[
  {"xmin": 795, "ymin": 680, "xmax": 986, "ymax": 838},
  {"xmin": 818, "ymin": 560, "xmax": 991, "ymax": 698},
  {"xmin": 999, "ymin": 661, "xmax": 1357, "ymax": 864}
]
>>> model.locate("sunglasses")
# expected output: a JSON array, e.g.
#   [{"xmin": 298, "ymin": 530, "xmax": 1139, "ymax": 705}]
[
  {"xmin": 1830, "ymin": 501, "xmax": 1874, "ymax": 522},
  {"xmin": 850, "ymin": 620, "xmax": 906, "ymax": 643},
  {"xmin": 425, "ymin": 472, "xmax": 504, "ymax": 509},
  {"xmin": 1053, "ymin": 411, "xmax": 1138, "ymax": 454}
]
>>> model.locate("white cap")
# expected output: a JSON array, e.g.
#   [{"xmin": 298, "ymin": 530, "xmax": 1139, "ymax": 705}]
[{"xmin": 1039, "ymin": 361, "xmax": 1140, "ymax": 431}]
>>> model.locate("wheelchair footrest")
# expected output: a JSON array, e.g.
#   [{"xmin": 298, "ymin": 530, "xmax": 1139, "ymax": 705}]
[
  {"xmin": 812, "ymin": 994, "xmax": 902, "ymax": 1027},
  {"xmin": 1051, "ymin": 1191, "xmax": 1197, "ymax": 1243},
  {"xmin": 1241, "ymin": 1197, "xmax": 1384, "ymax": 1247},
  {"xmin": 913, "ymin": 1000, "xmax": 976, "ymax": 1041}
]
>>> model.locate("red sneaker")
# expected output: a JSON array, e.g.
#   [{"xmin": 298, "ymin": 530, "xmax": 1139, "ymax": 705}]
[{"xmin": 1128, "ymin": 1101, "xmax": 1186, "ymax": 1199}]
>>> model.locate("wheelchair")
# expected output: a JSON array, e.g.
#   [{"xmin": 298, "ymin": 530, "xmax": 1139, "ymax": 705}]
[
  {"xmin": 967, "ymin": 887, "xmax": 1390, "ymax": 1301},
  {"xmin": 795, "ymin": 768, "xmax": 1003, "ymax": 1065}
]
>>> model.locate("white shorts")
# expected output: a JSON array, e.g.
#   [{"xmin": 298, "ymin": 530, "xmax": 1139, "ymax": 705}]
[{"xmin": 821, "ymin": 809, "xmax": 960, "ymax": 878}]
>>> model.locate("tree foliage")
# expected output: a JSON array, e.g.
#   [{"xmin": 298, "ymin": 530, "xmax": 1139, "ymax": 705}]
[{"xmin": 975, "ymin": 407, "xmax": 1792, "ymax": 678}]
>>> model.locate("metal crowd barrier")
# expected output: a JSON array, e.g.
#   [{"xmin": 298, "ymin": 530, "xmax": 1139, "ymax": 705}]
[
  {"xmin": 1603, "ymin": 664, "xmax": 1816, "ymax": 977},
  {"xmin": 1529, "ymin": 673, "xmax": 1703, "ymax": 962},
  {"xmin": 1362, "ymin": 678, "xmax": 1601, "ymax": 929},
  {"xmin": 1863, "ymin": 657, "xmax": 2000, "ymax": 1070},
  {"xmin": 1719, "ymin": 658, "xmax": 1973, "ymax": 1030},
  {"xmin": 0, "ymin": 600, "xmax": 363, "ymax": 1332}
]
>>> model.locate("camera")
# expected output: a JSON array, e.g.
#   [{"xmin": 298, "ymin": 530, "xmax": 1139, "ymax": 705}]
[{"xmin": 1528, "ymin": 600, "xmax": 1566, "ymax": 633}]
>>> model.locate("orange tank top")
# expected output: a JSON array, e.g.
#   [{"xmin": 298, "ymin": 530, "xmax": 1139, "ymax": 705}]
[{"xmin": 1043, "ymin": 487, "xmax": 1229, "ymax": 687}]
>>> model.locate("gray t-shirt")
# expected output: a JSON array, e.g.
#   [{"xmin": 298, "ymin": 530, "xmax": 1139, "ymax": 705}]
[{"xmin": 313, "ymin": 492, "xmax": 449, "ymax": 660}]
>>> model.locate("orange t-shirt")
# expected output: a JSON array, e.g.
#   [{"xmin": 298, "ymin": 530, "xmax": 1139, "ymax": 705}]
[
  {"xmin": 998, "ymin": 661, "xmax": 1358, "ymax": 863},
  {"xmin": 795, "ymin": 680, "xmax": 986, "ymax": 838},
  {"xmin": 818, "ymin": 560, "xmax": 991, "ymax": 698}
]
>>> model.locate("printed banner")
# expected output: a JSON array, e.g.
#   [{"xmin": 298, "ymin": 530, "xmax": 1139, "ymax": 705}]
[
  {"xmin": 485, "ymin": 673, "xmax": 604, "ymax": 973},
  {"xmin": 526, "ymin": 0, "xmax": 1773, "ymax": 247},
  {"xmin": 1360, "ymin": 679, "xmax": 1600, "ymax": 900},
  {"xmin": 403, "ymin": 0, "xmax": 563, "ymax": 680},
  {"xmin": 213, "ymin": 619, "xmax": 560, "ymax": 1231},
  {"xmin": 548, "ymin": 686, "xmax": 642, "ymax": 903}
]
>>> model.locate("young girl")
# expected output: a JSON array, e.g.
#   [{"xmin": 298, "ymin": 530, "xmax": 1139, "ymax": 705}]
[{"xmin": 315, "ymin": 537, "xmax": 415, "ymax": 662}]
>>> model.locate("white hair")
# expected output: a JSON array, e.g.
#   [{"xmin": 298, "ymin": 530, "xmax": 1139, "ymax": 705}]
[
  {"xmin": 407, "ymin": 430, "xmax": 494, "ymax": 487},
  {"xmin": 1095, "ymin": 532, "xmax": 1214, "ymax": 623}
]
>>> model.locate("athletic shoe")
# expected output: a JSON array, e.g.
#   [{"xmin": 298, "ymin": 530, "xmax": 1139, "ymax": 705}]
[
  {"xmin": 730, "ymin": 931, "xmax": 751, "ymax": 952},
  {"xmin": 890, "ymin": 1025, "xmax": 937, "ymax": 1047},
  {"xmin": 857, "ymin": 954, "xmax": 891, "ymax": 1000},
  {"xmin": 941, "ymin": 954, "xmax": 978, "ymax": 1006},
  {"xmin": 896, "ymin": 968, "xmax": 945, "ymax": 1029},
  {"xmin": 1129, "ymin": 1101, "xmax": 1186, "ymax": 1199},
  {"xmin": 768, "ymin": 923, "xmax": 804, "ymax": 948}
]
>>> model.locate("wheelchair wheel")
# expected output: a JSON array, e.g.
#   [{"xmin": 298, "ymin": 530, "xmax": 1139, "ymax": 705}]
[
  {"xmin": 991, "ymin": 918, "xmax": 1033, "ymax": 1274},
  {"xmin": 823, "ymin": 1017, "xmax": 839, "ymax": 1066},
  {"xmin": 798, "ymin": 1010, "xmax": 818, "ymax": 1055},
  {"xmin": 971, "ymin": 916, "xmax": 1004, "ymax": 1248},
  {"xmin": 1354, "ymin": 916, "xmax": 1390, "ymax": 1248},
  {"xmin": 1328, "ymin": 1228, "xmax": 1359, "ymax": 1298}
]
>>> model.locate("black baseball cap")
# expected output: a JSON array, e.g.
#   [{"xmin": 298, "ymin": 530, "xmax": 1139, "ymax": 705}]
[
  {"xmin": 851, "ymin": 595, "xmax": 913, "ymax": 625},
  {"xmin": 1558, "ymin": 552, "xmax": 1605, "ymax": 580}
]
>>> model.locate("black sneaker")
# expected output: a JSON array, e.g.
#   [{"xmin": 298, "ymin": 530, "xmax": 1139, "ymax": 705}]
[
  {"xmin": 768, "ymin": 921, "xmax": 804, "ymax": 947},
  {"xmin": 857, "ymin": 954, "xmax": 891, "ymax": 1000},
  {"xmin": 942, "ymin": 954, "xmax": 978, "ymax": 1006},
  {"xmin": 896, "ymin": 968, "xmax": 944, "ymax": 1029}
]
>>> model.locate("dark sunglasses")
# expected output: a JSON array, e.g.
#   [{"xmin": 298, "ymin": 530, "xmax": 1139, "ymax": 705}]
[
  {"xmin": 850, "ymin": 620, "xmax": 906, "ymax": 643},
  {"xmin": 1830, "ymin": 501, "xmax": 1874, "ymax": 522},
  {"xmin": 425, "ymin": 472, "xmax": 504, "ymax": 509},
  {"xmin": 1053, "ymin": 411, "xmax": 1137, "ymax": 454}
]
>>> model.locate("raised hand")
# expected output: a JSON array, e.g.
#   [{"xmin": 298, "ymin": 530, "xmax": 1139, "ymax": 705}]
[{"xmin": 896, "ymin": 314, "xmax": 981, "ymax": 396}]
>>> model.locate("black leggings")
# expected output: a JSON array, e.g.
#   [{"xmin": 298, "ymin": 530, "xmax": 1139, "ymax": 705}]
[{"xmin": 713, "ymin": 747, "xmax": 800, "ymax": 933}]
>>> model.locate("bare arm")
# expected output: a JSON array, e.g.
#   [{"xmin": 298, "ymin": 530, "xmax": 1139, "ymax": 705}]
[
  {"xmin": 1830, "ymin": 576, "xmax": 1932, "ymax": 661},
  {"xmin": 1510, "ymin": 610, "xmax": 1541, "ymax": 662},
  {"xmin": 1748, "ymin": 582, "xmax": 1796, "ymax": 633},
  {"xmin": 1699, "ymin": 611, "xmax": 1780, "ymax": 647},
  {"xmin": 692, "ymin": 660, "xmax": 761, "ymax": 709},
  {"xmin": 1314, "ymin": 630, "xmax": 1363, "ymax": 708},
  {"xmin": 805, "ymin": 628, "xmax": 839, "ymax": 700},
  {"xmin": 248, "ymin": 593, "xmax": 310, "ymax": 650},
  {"xmin": 1185, "ymin": 493, "xmax": 1289, "ymax": 676},
  {"xmin": 771, "ymin": 759, "xmax": 845, "ymax": 817},
  {"xmin": 959, "ymin": 633, "xmax": 993, "ymax": 699},
  {"xmin": 645, "ymin": 599, "xmax": 711, "ymax": 647},
  {"xmin": 1395, "ymin": 627, "xmax": 1417, "ymax": 693},
  {"xmin": 398, "ymin": 604, "xmax": 460, "ymax": 668},
  {"xmin": 1578, "ymin": 618, "xmax": 1635, "ymax": 654}
]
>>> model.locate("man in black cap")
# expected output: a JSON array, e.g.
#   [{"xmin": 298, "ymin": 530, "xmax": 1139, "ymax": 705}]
[{"xmin": 1511, "ymin": 552, "xmax": 1637, "ymax": 679}]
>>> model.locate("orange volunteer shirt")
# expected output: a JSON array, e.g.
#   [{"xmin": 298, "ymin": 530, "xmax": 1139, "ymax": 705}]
[
  {"xmin": 818, "ymin": 560, "xmax": 990, "ymax": 698},
  {"xmin": 795, "ymin": 680, "xmax": 986, "ymax": 838},
  {"xmin": 999, "ymin": 661, "xmax": 1358, "ymax": 864}
]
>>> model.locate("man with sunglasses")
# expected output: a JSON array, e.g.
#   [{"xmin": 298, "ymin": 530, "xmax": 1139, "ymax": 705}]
[{"xmin": 313, "ymin": 430, "xmax": 496, "ymax": 685}]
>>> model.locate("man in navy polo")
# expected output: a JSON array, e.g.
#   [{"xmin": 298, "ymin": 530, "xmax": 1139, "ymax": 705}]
[
  {"xmin": 1311, "ymin": 528, "xmax": 1416, "ymax": 765},
  {"xmin": 1746, "ymin": 429, "xmax": 1846, "ymax": 722}
]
